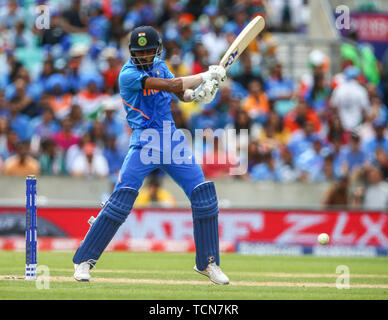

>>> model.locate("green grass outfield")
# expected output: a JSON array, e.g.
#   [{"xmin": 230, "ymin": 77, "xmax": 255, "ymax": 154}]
[{"xmin": 0, "ymin": 251, "xmax": 388, "ymax": 300}]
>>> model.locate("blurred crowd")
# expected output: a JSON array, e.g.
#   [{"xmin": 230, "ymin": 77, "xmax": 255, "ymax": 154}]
[{"xmin": 0, "ymin": 0, "xmax": 387, "ymax": 209}]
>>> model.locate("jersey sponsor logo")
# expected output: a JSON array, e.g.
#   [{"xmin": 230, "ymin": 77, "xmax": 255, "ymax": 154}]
[
  {"xmin": 143, "ymin": 89, "xmax": 159, "ymax": 96},
  {"xmin": 223, "ymin": 50, "xmax": 238, "ymax": 68}
]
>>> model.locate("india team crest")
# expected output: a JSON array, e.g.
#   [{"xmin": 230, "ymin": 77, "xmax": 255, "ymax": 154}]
[{"xmin": 138, "ymin": 36, "xmax": 147, "ymax": 46}]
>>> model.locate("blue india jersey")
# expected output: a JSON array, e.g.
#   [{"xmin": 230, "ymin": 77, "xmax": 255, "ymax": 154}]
[{"xmin": 119, "ymin": 58, "xmax": 175, "ymax": 131}]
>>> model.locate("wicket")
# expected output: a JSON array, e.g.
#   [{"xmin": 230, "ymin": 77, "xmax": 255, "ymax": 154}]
[{"xmin": 25, "ymin": 175, "xmax": 37, "ymax": 280}]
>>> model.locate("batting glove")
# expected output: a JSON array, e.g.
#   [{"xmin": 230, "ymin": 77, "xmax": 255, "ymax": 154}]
[
  {"xmin": 201, "ymin": 65, "xmax": 226, "ymax": 84},
  {"xmin": 192, "ymin": 79, "xmax": 219, "ymax": 104}
]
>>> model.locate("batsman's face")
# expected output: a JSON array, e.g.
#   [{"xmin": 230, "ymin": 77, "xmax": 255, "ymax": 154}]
[{"xmin": 133, "ymin": 49, "xmax": 156, "ymax": 65}]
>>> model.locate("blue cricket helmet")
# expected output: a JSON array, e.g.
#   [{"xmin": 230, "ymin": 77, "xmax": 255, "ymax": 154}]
[{"xmin": 128, "ymin": 26, "xmax": 162, "ymax": 70}]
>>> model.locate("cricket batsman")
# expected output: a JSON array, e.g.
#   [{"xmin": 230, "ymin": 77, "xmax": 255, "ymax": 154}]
[{"xmin": 72, "ymin": 26, "xmax": 229, "ymax": 285}]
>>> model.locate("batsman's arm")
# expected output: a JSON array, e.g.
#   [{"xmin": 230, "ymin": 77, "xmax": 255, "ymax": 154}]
[
  {"xmin": 143, "ymin": 75, "xmax": 203, "ymax": 93},
  {"xmin": 142, "ymin": 66, "xmax": 225, "ymax": 94}
]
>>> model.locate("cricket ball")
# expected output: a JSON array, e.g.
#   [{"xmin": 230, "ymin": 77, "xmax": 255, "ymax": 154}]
[{"xmin": 318, "ymin": 233, "xmax": 330, "ymax": 245}]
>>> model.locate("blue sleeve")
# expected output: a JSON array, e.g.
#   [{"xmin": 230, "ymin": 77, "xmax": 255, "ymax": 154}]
[
  {"xmin": 119, "ymin": 67, "xmax": 147, "ymax": 92},
  {"xmin": 158, "ymin": 61, "xmax": 175, "ymax": 79},
  {"xmin": 165, "ymin": 69, "xmax": 175, "ymax": 79}
]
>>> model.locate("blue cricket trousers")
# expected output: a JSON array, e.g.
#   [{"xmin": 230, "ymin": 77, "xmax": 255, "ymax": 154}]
[{"xmin": 114, "ymin": 127, "xmax": 205, "ymax": 198}]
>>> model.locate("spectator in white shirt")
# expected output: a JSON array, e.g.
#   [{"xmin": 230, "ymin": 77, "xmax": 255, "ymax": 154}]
[
  {"xmin": 70, "ymin": 142, "xmax": 109, "ymax": 178},
  {"xmin": 360, "ymin": 166, "xmax": 388, "ymax": 210},
  {"xmin": 267, "ymin": 0, "xmax": 310, "ymax": 32},
  {"xmin": 201, "ymin": 6, "xmax": 228, "ymax": 65},
  {"xmin": 330, "ymin": 66, "xmax": 370, "ymax": 132}
]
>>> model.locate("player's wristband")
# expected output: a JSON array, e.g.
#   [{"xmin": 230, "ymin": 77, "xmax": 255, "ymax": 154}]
[{"xmin": 141, "ymin": 76, "xmax": 149, "ymax": 89}]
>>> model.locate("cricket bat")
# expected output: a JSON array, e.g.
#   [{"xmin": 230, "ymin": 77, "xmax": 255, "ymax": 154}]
[
  {"xmin": 194, "ymin": 16, "xmax": 265, "ymax": 100},
  {"xmin": 219, "ymin": 16, "xmax": 265, "ymax": 71}
]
